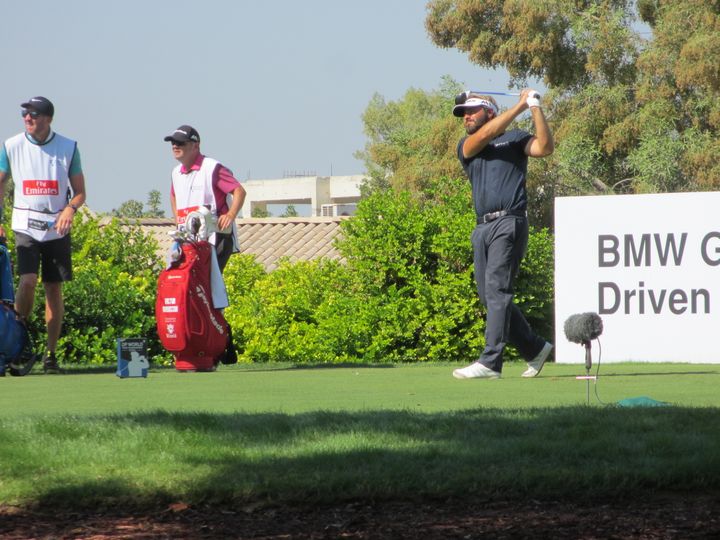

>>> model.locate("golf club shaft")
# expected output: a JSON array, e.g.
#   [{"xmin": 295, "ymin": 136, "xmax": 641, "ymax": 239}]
[{"xmin": 469, "ymin": 90, "xmax": 521, "ymax": 96}]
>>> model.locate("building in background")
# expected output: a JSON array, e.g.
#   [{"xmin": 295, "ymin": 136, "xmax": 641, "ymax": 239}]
[{"xmin": 241, "ymin": 175, "xmax": 363, "ymax": 217}]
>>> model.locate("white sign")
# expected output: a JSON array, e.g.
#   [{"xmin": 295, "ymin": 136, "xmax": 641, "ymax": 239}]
[{"xmin": 554, "ymin": 192, "xmax": 720, "ymax": 363}]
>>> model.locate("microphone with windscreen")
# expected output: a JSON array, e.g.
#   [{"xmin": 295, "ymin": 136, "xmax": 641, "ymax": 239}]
[{"xmin": 564, "ymin": 312, "xmax": 603, "ymax": 371}]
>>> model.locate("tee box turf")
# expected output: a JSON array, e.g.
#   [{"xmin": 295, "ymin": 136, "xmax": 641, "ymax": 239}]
[{"xmin": 116, "ymin": 338, "xmax": 149, "ymax": 378}]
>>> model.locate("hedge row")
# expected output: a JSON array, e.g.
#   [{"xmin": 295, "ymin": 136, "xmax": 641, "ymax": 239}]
[
  {"xmin": 225, "ymin": 178, "xmax": 554, "ymax": 364},
  {"xmin": 11, "ymin": 179, "xmax": 554, "ymax": 365}
]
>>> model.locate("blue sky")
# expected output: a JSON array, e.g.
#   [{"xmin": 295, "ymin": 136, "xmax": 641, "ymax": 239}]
[{"xmin": 1, "ymin": 1, "xmax": 516, "ymax": 215}]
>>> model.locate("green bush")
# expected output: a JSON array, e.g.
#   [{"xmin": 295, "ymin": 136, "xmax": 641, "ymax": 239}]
[
  {"xmin": 25, "ymin": 213, "xmax": 165, "ymax": 364},
  {"xmin": 335, "ymin": 178, "xmax": 485, "ymax": 363},
  {"xmin": 72, "ymin": 214, "xmax": 162, "ymax": 274},
  {"xmin": 224, "ymin": 257, "xmax": 367, "ymax": 363},
  {"xmin": 224, "ymin": 178, "xmax": 555, "ymax": 364},
  {"xmin": 59, "ymin": 258, "xmax": 158, "ymax": 364},
  {"xmin": 515, "ymin": 227, "xmax": 555, "ymax": 342},
  {"xmin": 5, "ymin": 185, "xmax": 554, "ymax": 366}
]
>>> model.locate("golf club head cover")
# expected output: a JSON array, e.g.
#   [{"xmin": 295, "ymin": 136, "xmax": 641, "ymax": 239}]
[{"xmin": 185, "ymin": 207, "xmax": 218, "ymax": 241}]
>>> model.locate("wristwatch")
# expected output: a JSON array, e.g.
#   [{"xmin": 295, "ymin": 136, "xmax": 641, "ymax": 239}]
[{"xmin": 69, "ymin": 203, "xmax": 79, "ymax": 212}]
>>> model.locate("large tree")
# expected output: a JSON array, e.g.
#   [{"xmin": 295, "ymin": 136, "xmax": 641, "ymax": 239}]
[
  {"xmin": 356, "ymin": 76, "xmax": 466, "ymax": 197},
  {"xmin": 425, "ymin": 0, "xmax": 720, "ymax": 212}
]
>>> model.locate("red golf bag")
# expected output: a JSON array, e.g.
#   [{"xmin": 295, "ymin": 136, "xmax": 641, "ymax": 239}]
[{"xmin": 155, "ymin": 240, "xmax": 229, "ymax": 371}]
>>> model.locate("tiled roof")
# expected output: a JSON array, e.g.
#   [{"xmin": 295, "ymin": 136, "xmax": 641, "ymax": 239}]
[{"xmin": 119, "ymin": 217, "xmax": 349, "ymax": 272}]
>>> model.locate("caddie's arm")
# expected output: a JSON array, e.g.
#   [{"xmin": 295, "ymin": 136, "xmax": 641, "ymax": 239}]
[
  {"xmin": 217, "ymin": 184, "xmax": 246, "ymax": 232},
  {"xmin": 523, "ymin": 89, "xmax": 554, "ymax": 158},
  {"xmin": 0, "ymin": 170, "xmax": 7, "ymax": 238},
  {"xmin": 462, "ymin": 93, "xmax": 529, "ymax": 159},
  {"xmin": 55, "ymin": 172, "xmax": 86, "ymax": 236}
]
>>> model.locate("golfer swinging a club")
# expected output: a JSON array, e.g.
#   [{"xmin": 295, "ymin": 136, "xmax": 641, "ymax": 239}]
[{"xmin": 452, "ymin": 89, "xmax": 554, "ymax": 380}]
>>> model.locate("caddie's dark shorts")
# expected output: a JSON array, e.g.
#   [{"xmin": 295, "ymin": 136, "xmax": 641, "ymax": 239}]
[{"xmin": 15, "ymin": 232, "xmax": 72, "ymax": 283}]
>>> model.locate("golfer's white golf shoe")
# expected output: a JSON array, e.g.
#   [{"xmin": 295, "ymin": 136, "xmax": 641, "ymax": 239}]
[{"xmin": 453, "ymin": 362, "xmax": 501, "ymax": 379}]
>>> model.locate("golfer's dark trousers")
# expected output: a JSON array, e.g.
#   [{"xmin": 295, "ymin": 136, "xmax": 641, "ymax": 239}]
[{"xmin": 472, "ymin": 215, "xmax": 545, "ymax": 373}]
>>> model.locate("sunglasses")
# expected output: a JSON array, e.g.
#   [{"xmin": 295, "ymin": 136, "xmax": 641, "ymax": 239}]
[
  {"xmin": 21, "ymin": 109, "xmax": 42, "ymax": 119},
  {"xmin": 170, "ymin": 140, "xmax": 187, "ymax": 147}
]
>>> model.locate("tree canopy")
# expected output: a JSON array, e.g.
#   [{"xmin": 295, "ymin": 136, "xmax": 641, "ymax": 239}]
[
  {"xmin": 425, "ymin": 0, "xmax": 720, "ymax": 202},
  {"xmin": 358, "ymin": 1, "xmax": 719, "ymax": 228},
  {"xmin": 356, "ymin": 76, "xmax": 466, "ymax": 197},
  {"xmin": 112, "ymin": 190, "xmax": 166, "ymax": 218}
]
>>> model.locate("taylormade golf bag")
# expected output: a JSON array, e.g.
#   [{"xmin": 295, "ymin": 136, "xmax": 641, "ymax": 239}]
[
  {"xmin": 155, "ymin": 239, "xmax": 230, "ymax": 371},
  {"xmin": 0, "ymin": 238, "xmax": 38, "ymax": 376}
]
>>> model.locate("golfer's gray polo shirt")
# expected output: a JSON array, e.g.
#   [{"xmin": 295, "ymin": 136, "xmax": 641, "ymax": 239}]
[{"xmin": 457, "ymin": 129, "xmax": 533, "ymax": 219}]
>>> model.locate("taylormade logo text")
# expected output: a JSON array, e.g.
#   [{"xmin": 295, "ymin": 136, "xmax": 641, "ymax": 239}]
[{"xmin": 194, "ymin": 284, "xmax": 224, "ymax": 334}]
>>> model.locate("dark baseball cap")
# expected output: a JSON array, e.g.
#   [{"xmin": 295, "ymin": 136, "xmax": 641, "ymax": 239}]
[
  {"xmin": 163, "ymin": 125, "xmax": 200, "ymax": 143},
  {"xmin": 21, "ymin": 96, "xmax": 54, "ymax": 117}
]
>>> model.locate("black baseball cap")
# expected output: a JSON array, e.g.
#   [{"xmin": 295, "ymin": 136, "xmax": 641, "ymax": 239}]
[
  {"xmin": 21, "ymin": 96, "xmax": 54, "ymax": 117},
  {"xmin": 164, "ymin": 125, "xmax": 200, "ymax": 143}
]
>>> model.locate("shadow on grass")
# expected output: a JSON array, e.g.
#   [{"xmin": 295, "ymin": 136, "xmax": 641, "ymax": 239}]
[
  {"xmin": 247, "ymin": 362, "xmax": 397, "ymax": 373},
  {"xmin": 8, "ymin": 406, "xmax": 719, "ymax": 510}
]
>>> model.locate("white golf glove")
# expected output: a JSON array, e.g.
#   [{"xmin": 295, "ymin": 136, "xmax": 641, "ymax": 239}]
[{"xmin": 527, "ymin": 91, "xmax": 541, "ymax": 108}]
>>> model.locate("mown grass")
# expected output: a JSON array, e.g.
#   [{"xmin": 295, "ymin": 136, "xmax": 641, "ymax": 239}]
[{"xmin": 1, "ymin": 362, "xmax": 719, "ymax": 509}]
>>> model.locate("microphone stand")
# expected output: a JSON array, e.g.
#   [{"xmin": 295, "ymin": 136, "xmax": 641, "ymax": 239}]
[
  {"xmin": 575, "ymin": 340, "xmax": 596, "ymax": 405},
  {"xmin": 584, "ymin": 341, "xmax": 592, "ymax": 405}
]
